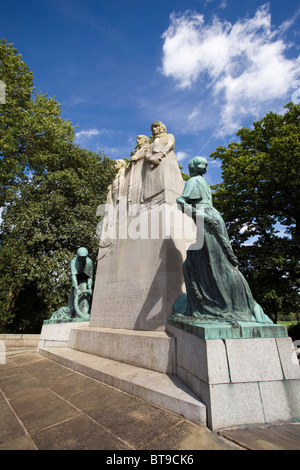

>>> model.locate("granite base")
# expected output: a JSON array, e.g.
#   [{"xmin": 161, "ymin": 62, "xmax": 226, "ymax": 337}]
[
  {"xmin": 167, "ymin": 322, "xmax": 300, "ymax": 430},
  {"xmin": 38, "ymin": 320, "xmax": 90, "ymax": 349}
]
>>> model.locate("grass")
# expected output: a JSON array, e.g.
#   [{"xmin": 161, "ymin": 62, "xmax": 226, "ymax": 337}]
[{"xmin": 278, "ymin": 321, "xmax": 299, "ymax": 327}]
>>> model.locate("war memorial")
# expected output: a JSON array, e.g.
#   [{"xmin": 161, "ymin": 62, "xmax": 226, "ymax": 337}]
[{"xmin": 38, "ymin": 121, "xmax": 300, "ymax": 431}]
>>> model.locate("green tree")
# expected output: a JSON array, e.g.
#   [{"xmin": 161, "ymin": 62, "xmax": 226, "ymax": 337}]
[
  {"xmin": 0, "ymin": 39, "xmax": 116, "ymax": 332},
  {"xmin": 0, "ymin": 39, "xmax": 34, "ymax": 204},
  {"xmin": 210, "ymin": 103, "xmax": 300, "ymax": 323}
]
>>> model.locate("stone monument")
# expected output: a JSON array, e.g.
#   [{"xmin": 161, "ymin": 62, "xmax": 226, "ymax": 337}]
[
  {"xmin": 38, "ymin": 131, "xmax": 300, "ymax": 431},
  {"xmin": 90, "ymin": 121, "xmax": 192, "ymax": 330}
]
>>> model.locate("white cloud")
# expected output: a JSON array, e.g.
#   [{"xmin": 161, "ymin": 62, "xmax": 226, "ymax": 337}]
[
  {"xmin": 176, "ymin": 151, "xmax": 189, "ymax": 161},
  {"xmin": 188, "ymin": 109, "xmax": 200, "ymax": 120},
  {"xmin": 72, "ymin": 97, "xmax": 87, "ymax": 105},
  {"xmin": 208, "ymin": 159, "xmax": 221, "ymax": 168},
  {"xmin": 161, "ymin": 5, "xmax": 300, "ymax": 136},
  {"xmin": 75, "ymin": 127, "xmax": 121, "ymax": 144},
  {"xmin": 75, "ymin": 128, "xmax": 100, "ymax": 140},
  {"xmin": 219, "ymin": 0, "xmax": 227, "ymax": 9}
]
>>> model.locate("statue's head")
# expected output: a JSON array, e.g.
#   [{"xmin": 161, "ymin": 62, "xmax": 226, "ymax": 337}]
[
  {"xmin": 114, "ymin": 159, "xmax": 127, "ymax": 171},
  {"xmin": 188, "ymin": 157, "xmax": 208, "ymax": 176},
  {"xmin": 77, "ymin": 247, "xmax": 88, "ymax": 259},
  {"xmin": 136, "ymin": 135, "xmax": 149, "ymax": 147},
  {"xmin": 151, "ymin": 121, "xmax": 167, "ymax": 137}
]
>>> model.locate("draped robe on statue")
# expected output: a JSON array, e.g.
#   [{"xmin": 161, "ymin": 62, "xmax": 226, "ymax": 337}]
[{"xmin": 174, "ymin": 173, "xmax": 272, "ymax": 324}]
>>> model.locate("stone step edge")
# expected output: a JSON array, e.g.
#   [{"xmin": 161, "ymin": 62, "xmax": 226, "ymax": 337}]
[
  {"xmin": 70, "ymin": 326, "xmax": 174, "ymax": 338},
  {"xmin": 38, "ymin": 346, "xmax": 207, "ymax": 427}
]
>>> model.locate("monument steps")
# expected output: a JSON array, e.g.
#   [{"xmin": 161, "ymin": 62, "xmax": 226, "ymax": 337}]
[{"xmin": 38, "ymin": 346, "xmax": 207, "ymax": 426}]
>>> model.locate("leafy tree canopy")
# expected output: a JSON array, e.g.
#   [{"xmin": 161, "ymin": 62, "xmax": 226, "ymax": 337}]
[
  {"xmin": 210, "ymin": 103, "xmax": 300, "ymax": 322},
  {"xmin": 0, "ymin": 39, "xmax": 116, "ymax": 332}
]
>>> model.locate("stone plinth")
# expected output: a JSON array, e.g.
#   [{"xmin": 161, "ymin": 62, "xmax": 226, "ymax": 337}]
[
  {"xmin": 0, "ymin": 334, "xmax": 40, "ymax": 348},
  {"xmin": 90, "ymin": 235, "xmax": 189, "ymax": 331},
  {"xmin": 38, "ymin": 320, "xmax": 90, "ymax": 349},
  {"xmin": 167, "ymin": 322, "xmax": 300, "ymax": 430},
  {"xmin": 69, "ymin": 326, "xmax": 176, "ymax": 374}
]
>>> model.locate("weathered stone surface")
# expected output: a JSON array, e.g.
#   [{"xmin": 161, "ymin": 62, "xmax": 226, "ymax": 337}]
[
  {"xmin": 224, "ymin": 337, "xmax": 284, "ymax": 383},
  {"xmin": 276, "ymin": 336, "xmax": 300, "ymax": 380},
  {"xmin": 90, "ymin": 121, "xmax": 193, "ymax": 331},
  {"xmin": 69, "ymin": 326, "xmax": 176, "ymax": 374},
  {"xmin": 39, "ymin": 347, "xmax": 207, "ymax": 426},
  {"xmin": 38, "ymin": 321, "xmax": 89, "ymax": 348},
  {"xmin": 167, "ymin": 323, "xmax": 300, "ymax": 430},
  {"xmin": 259, "ymin": 380, "xmax": 300, "ymax": 422},
  {"xmin": 90, "ymin": 237, "xmax": 187, "ymax": 330},
  {"xmin": 207, "ymin": 382, "xmax": 265, "ymax": 430},
  {"xmin": 167, "ymin": 323, "xmax": 230, "ymax": 384}
]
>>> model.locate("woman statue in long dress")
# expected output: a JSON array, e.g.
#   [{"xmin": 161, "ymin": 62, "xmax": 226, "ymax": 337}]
[{"xmin": 173, "ymin": 157, "xmax": 272, "ymax": 324}]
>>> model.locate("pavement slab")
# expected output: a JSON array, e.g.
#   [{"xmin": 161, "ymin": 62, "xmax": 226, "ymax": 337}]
[
  {"xmin": 219, "ymin": 423, "xmax": 300, "ymax": 450},
  {"xmin": 0, "ymin": 349, "xmax": 299, "ymax": 451}
]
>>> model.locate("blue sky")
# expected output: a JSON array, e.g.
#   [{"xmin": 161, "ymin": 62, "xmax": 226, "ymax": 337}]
[{"xmin": 1, "ymin": 0, "xmax": 300, "ymax": 185}]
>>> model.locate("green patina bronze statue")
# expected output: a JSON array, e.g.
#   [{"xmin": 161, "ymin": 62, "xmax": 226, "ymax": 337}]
[
  {"xmin": 50, "ymin": 247, "xmax": 93, "ymax": 321},
  {"xmin": 172, "ymin": 157, "xmax": 272, "ymax": 325}
]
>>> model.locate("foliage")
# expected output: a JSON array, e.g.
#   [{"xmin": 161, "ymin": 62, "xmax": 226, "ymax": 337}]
[
  {"xmin": 178, "ymin": 164, "xmax": 190, "ymax": 181},
  {"xmin": 288, "ymin": 322, "xmax": 300, "ymax": 342},
  {"xmin": 0, "ymin": 39, "xmax": 116, "ymax": 332},
  {"xmin": 210, "ymin": 103, "xmax": 300, "ymax": 323}
]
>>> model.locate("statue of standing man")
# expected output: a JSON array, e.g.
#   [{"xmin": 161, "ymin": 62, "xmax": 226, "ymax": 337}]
[
  {"xmin": 141, "ymin": 121, "xmax": 181, "ymax": 205},
  {"xmin": 145, "ymin": 122, "xmax": 175, "ymax": 168},
  {"xmin": 128, "ymin": 135, "xmax": 150, "ymax": 205}
]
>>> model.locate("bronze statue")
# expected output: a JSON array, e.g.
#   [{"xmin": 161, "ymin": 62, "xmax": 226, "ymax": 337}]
[{"xmin": 50, "ymin": 247, "xmax": 93, "ymax": 321}]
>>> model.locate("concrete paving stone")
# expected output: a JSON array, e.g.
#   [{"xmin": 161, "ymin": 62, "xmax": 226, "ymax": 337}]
[
  {"xmin": 0, "ymin": 435, "xmax": 37, "ymax": 450},
  {"xmin": 0, "ymin": 354, "xmax": 18, "ymax": 377},
  {"xmin": 44, "ymin": 370, "xmax": 97, "ymax": 398},
  {"xmin": 1, "ymin": 349, "xmax": 300, "ymax": 451},
  {"xmin": 219, "ymin": 423, "xmax": 300, "ymax": 450},
  {"xmin": 143, "ymin": 421, "xmax": 244, "ymax": 450},
  {"xmin": 67, "ymin": 380, "xmax": 132, "ymax": 412},
  {"xmin": 6, "ymin": 387, "xmax": 80, "ymax": 434},
  {"xmin": 0, "ymin": 361, "xmax": 19, "ymax": 378},
  {"xmin": 66, "ymin": 381, "xmax": 113, "ymax": 408},
  {"xmin": 0, "ymin": 370, "xmax": 45, "ymax": 400},
  {"xmin": 31, "ymin": 414, "xmax": 132, "ymax": 450},
  {"xmin": 21, "ymin": 357, "xmax": 75, "ymax": 382},
  {"xmin": 67, "ymin": 382, "xmax": 183, "ymax": 449},
  {"xmin": 6, "ymin": 349, "xmax": 44, "ymax": 365},
  {"xmin": 0, "ymin": 393, "xmax": 27, "ymax": 445}
]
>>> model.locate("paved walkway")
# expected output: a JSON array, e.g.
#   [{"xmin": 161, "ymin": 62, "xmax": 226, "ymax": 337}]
[{"xmin": 0, "ymin": 348, "xmax": 299, "ymax": 451}]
